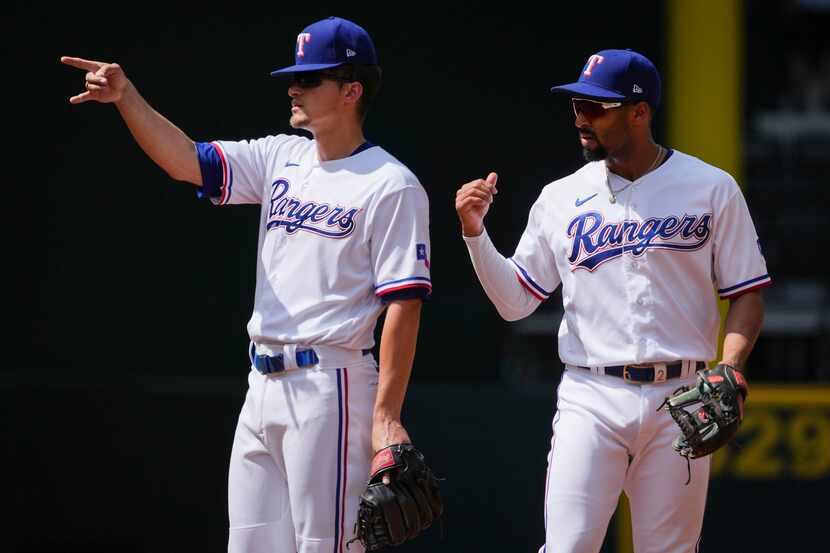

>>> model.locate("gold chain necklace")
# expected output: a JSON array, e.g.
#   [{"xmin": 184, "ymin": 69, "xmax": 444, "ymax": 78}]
[{"xmin": 606, "ymin": 145, "xmax": 664, "ymax": 204}]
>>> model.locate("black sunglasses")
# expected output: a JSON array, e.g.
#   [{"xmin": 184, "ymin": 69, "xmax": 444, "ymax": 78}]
[{"xmin": 292, "ymin": 70, "xmax": 356, "ymax": 89}]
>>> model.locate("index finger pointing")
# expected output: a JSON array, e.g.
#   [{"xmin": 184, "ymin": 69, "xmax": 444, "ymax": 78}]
[{"xmin": 60, "ymin": 56, "xmax": 104, "ymax": 71}]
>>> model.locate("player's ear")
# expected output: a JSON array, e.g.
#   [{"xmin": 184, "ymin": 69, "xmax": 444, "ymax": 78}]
[
  {"xmin": 630, "ymin": 101, "xmax": 650, "ymax": 127},
  {"xmin": 343, "ymin": 82, "xmax": 364, "ymax": 106}
]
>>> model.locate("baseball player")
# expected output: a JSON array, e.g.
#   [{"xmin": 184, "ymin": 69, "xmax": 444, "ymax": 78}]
[
  {"xmin": 455, "ymin": 49, "xmax": 769, "ymax": 553},
  {"xmin": 62, "ymin": 16, "xmax": 431, "ymax": 553}
]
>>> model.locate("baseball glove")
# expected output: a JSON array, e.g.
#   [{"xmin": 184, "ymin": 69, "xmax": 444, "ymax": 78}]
[
  {"xmin": 659, "ymin": 363, "xmax": 748, "ymax": 459},
  {"xmin": 349, "ymin": 443, "xmax": 443, "ymax": 551}
]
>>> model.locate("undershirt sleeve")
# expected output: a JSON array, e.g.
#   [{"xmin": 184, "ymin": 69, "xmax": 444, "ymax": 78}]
[{"xmin": 463, "ymin": 228, "xmax": 542, "ymax": 321}]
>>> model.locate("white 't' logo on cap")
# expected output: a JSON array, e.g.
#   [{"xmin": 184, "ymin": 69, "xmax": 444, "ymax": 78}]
[
  {"xmin": 346, "ymin": 49, "xmax": 356, "ymax": 57},
  {"xmin": 633, "ymin": 84, "xmax": 643, "ymax": 93},
  {"xmin": 297, "ymin": 33, "xmax": 312, "ymax": 57},
  {"xmin": 584, "ymin": 54, "xmax": 605, "ymax": 76}
]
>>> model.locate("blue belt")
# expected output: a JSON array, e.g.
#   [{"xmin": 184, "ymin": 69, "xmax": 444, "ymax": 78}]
[
  {"xmin": 251, "ymin": 346, "xmax": 373, "ymax": 375},
  {"xmin": 578, "ymin": 361, "xmax": 706, "ymax": 383},
  {"xmin": 253, "ymin": 348, "xmax": 318, "ymax": 374}
]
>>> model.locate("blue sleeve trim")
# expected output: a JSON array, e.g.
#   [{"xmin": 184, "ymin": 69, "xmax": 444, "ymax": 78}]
[
  {"xmin": 509, "ymin": 258, "xmax": 552, "ymax": 298},
  {"xmin": 195, "ymin": 142, "xmax": 224, "ymax": 200},
  {"xmin": 380, "ymin": 287, "xmax": 430, "ymax": 304},
  {"xmin": 718, "ymin": 274, "xmax": 770, "ymax": 294},
  {"xmin": 374, "ymin": 276, "xmax": 432, "ymax": 290}
]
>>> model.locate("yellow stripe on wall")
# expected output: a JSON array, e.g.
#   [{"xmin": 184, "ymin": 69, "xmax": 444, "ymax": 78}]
[
  {"xmin": 616, "ymin": 493, "xmax": 633, "ymax": 553},
  {"xmin": 747, "ymin": 386, "xmax": 830, "ymax": 406},
  {"xmin": 667, "ymin": 0, "xmax": 743, "ymax": 183}
]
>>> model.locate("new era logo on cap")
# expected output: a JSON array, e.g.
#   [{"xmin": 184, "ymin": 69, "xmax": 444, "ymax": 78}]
[
  {"xmin": 550, "ymin": 49, "xmax": 661, "ymax": 109},
  {"xmin": 270, "ymin": 16, "xmax": 378, "ymax": 76}
]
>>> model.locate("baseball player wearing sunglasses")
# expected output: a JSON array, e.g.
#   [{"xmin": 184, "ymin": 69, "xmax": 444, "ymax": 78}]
[
  {"xmin": 456, "ymin": 49, "xmax": 769, "ymax": 553},
  {"xmin": 63, "ymin": 15, "xmax": 436, "ymax": 553}
]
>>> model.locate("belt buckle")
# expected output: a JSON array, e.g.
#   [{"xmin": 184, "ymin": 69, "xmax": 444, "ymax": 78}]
[{"xmin": 622, "ymin": 363, "xmax": 652, "ymax": 384}]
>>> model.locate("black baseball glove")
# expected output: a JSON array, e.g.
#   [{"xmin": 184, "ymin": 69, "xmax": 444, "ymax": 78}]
[
  {"xmin": 659, "ymin": 363, "xmax": 749, "ymax": 459},
  {"xmin": 349, "ymin": 443, "xmax": 443, "ymax": 551}
]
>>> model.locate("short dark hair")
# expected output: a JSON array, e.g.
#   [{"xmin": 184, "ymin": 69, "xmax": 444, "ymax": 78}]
[{"xmin": 328, "ymin": 64, "xmax": 382, "ymax": 120}]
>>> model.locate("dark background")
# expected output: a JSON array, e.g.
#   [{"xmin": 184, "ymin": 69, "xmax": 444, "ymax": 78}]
[{"xmin": 8, "ymin": 2, "xmax": 830, "ymax": 552}]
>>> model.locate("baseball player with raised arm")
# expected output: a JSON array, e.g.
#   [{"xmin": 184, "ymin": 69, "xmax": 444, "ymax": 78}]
[
  {"xmin": 455, "ymin": 49, "xmax": 770, "ymax": 553},
  {"xmin": 62, "ymin": 16, "xmax": 433, "ymax": 553}
]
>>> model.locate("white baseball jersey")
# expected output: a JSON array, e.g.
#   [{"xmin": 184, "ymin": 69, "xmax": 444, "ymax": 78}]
[
  {"xmin": 195, "ymin": 135, "xmax": 432, "ymax": 353},
  {"xmin": 507, "ymin": 149, "xmax": 770, "ymax": 366},
  {"xmin": 465, "ymin": 149, "xmax": 770, "ymax": 553}
]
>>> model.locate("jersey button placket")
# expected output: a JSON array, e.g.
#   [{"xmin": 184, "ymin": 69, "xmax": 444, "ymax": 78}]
[
  {"xmin": 625, "ymin": 190, "xmax": 637, "ymax": 270},
  {"xmin": 624, "ymin": 184, "xmax": 650, "ymax": 361}
]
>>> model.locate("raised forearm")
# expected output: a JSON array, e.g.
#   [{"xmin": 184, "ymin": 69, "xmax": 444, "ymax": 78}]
[
  {"xmin": 62, "ymin": 57, "xmax": 202, "ymax": 185},
  {"xmin": 115, "ymin": 82, "xmax": 202, "ymax": 185},
  {"xmin": 720, "ymin": 291, "xmax": 765, "ymax": 369},
  {"xmin": 464, "ymin": 229, "xmax": 540, "ymax": 321}
]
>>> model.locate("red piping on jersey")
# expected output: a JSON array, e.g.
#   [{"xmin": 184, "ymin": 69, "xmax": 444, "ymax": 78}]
[
  {"xmin": 516, "ymin": 274, "xmax": 546, "ymax": 301},
  {"xmin": 375, "ymin": 283, "xmax": 432, "ymax": 297},
  {"xmin": 720, "ymin": 279, "xmax": 772, "ymax": 300},
  {"xmin": 212, "ymin": 141, "xmax": 230, "ymax": 205}
]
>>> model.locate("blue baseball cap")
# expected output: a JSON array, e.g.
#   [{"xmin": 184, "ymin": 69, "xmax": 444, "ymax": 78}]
[
  {"xmin": 550, "ymin": 49, "xmax": 661, "ymax": 108},
  {"xmin": 270, "ymin": 16, "xmax": 378, "ymax": 75}
]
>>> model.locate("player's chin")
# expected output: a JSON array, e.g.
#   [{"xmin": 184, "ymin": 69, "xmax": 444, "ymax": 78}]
[
  {"xmin": 289, "ymin": 113, "xmax": 311, "ymax": 129},
  {"xmin": 582, "ymin": 143, "xmax": 608, "ymax": 162}
]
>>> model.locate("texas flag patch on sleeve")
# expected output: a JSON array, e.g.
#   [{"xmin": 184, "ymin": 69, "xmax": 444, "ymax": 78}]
[{"xmin": 416, "ymin": 243, "xmax": 430, "ymax": 269}]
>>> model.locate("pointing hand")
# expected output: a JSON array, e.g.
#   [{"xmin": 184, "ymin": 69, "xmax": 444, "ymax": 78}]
[{"xmin": 61, "ymin": 56, "xmax": 130, "ymax": 104}]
